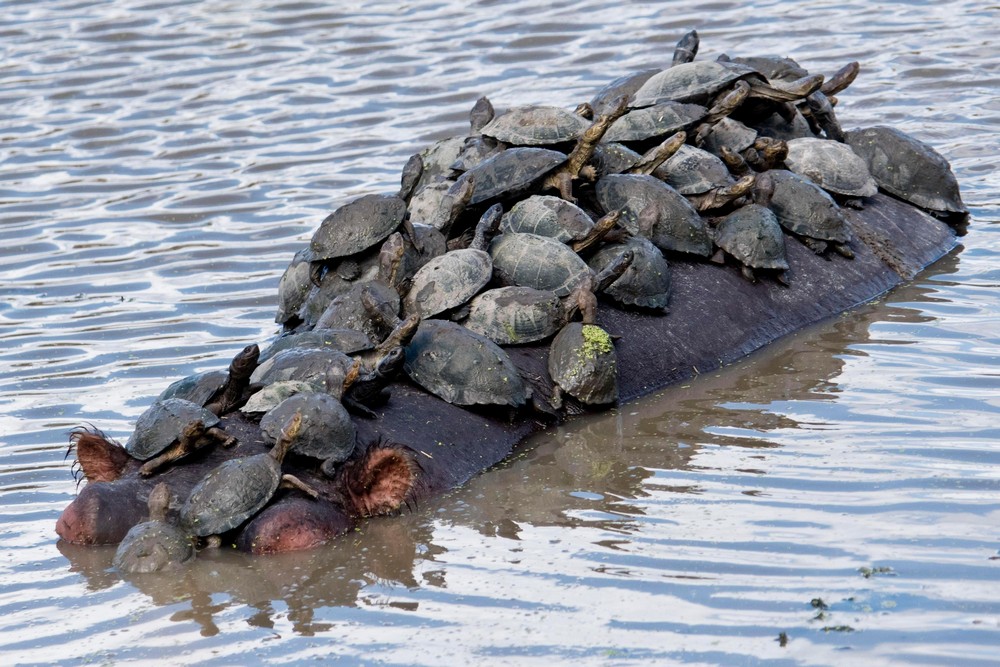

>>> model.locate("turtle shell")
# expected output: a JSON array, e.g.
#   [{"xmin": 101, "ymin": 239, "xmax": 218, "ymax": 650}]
[
  {"xmin": 480, "ymin": 106, "xmax": 589, "ymax": 146},
  {"xmin": 276, "ymin": 247, "xmax": 315, "ymax": 325},
  {"xmin": 314, "ymin": 280, "xmax": 400, "ymax": 341},
  {"xmin": 587, "ymin": 236, "xmax": 671, "ymax": 310},
  {"xmin": 407, "ymin": 179, "xmax": 456, "ymax": 229},
  {"xmin": 404, "ymin": 320, "xmax": 528, "ymax": 407},
  {"xmin": 590, "ymin": 68, "xmax": 661, "ymax": 117},
  {"xmin": 548, "ymin": 323, "xmax": 619, "ymax": 406},
  {"xmin": 113, "ymin": 519, "xmax": 193, "ymax": 574},
  {"xmin": 500, "ymin": 195, "xmax": 596, "ymax": 244},
  {"xmin": 241, "ymin": 380, "xmax": 316, "ymax": 414},
  {"xmin": 726, "ymin": 55, "xmax": 809, "ymax": 82},
  {"xmin": 700, "ymin": 117, "xmax": 758, "ymax": 154},
  {"xmin": 463, "ymin": 286, "xmax": 564, "ymax": 345},
  {"xmin": 659, "ymin": 144, "xmax": 735, "ymax": 195},
  {"xmin": 403, "ymin": 248, "xmax": 493, "ymax": 319},
  {"xmin": 259, "ymin": 329, "xmax": 373, "ymax": 363},
  {"xmin": 126, "ymin": 398, "xmax": 221, "ymax": 461},
  {"xmin": 456, "ymin": 147, "xmax": 567, "ymax": 206},
  {"xmin": 489, "ymin": 232, "xmax": 591, "ymax": 297},
  {"xmin": 249, "ymin": 347, "xmax": 355, "ymax": 398},
  {"xmin": 714, "ymin": 204, "xmax": 789, "ymax": 270},
  {"xmin": 603, "ymin": 102, "xmax": 706, "ymax": 143},
  {"xmin": 260, "ymin": 393, "xmax": 355, "ymax": 463},
  {"xmin": 589, "ymin": 143, "xmax": 645, "ymax": 178},
  {"xmin": 595, "ymin": 174, "xmax": 712, "ymax": 257},
  {"xmin": 845, "ymin": 126, "xmax": 966, "ymax": 215},
  {"xmin": 415, "ymin": 136, "xmax": 465, "ymax": 191},
  {"xmin": 631, "ymin": 60, "xmax": 758, "ymax": 106},
  {"xmin": 181, "ymin": 453, "xmax": 282, "ymax": 537},
  {"xmin": 784, "ymin": 138, "xmax": 878, "ymax": 198},
  {"xmin": 768, "ymin": 169, "xmax": 851, "ymax": 243},
  {"xmin": 309, "ymin": 194, "xmax": 407, "ymax": 261},
  {"xmin": 157, "ymin": 370, "xmax": 227, "ymax": 406}
]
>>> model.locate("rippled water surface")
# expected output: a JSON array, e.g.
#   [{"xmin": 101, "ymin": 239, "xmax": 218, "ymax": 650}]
[{"xmin": 2, "ymin": 1, "xmax": 998, "ymax": 664}]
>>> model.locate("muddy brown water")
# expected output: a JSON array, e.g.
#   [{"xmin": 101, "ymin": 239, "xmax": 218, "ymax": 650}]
[{"xmin": 1, "ymin": 1, "xmax": 998, "ymax": 665}]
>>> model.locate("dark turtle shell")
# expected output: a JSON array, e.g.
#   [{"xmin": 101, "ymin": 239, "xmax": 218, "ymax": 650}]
[
  {"xmin": 714, "ymin": 204, "xmax": 789, "ymax": 270},
  {"xmin": 276, "ymin": 248, "xmax": 315, "ymax": 325},
  {"xmin": 126, "ymin": 398, "xmax": 221, "ymax": 461},
  {"xmin": 700, "ymin": 116, "xmax": 758, "ymax": 155},
  {"xmin": 480, "ymin": 106, "xmax": 589, "ymax": 146},
  {"xmin": 548, "ymin": 322, "xmax": 619, "ymax": 406},
  {"xmin": 463, "ymin": 286, "xmax": 564, "ymax": 345},
  {"xmin": 456, "ymin": 148, "xmax": 567, "ymax": 206},
  {"xmin": 157, "ymin": 370, "xmax": 227, "ymax": 407},
  {"xmin": 587, "ymin": 236, "xmax": 671, "ymax": 310},
  {"xmin": 768, "ymin": 169, "xmax": 851, "ymax": 243},
  {"xmin": 500, "ymin": 195, "xmax": 596, "ymax": 244},
  {"xmin": 724, "ymin": 55, "xmax": 809, "ymax": 82},
  {"xmin": 181, "ymin": 453, "xmax": 282, "ymax": 537},
  {"xmin": 314, "ymin": 280, "xmax": 400, "ymax": 342},
  {"xmin": 404, "ymin": 319, "xmax": 528, "ymax": 406},
  {"xmin": 260, "ymin": 392, "xmax": 355, "ymax": 464},
  {"xmin": 845, "ymin": 126, "xmax": 967, "ymax": 215},
  {"xmin": 659, "ymin": 144, "xmax": 735, "ymax": 195},
  {"xmin": 596, "ymin": 174, "xmax": 712, "ymax": 257},
  {"xmin": 631, "ymin": 60, "xmax": 758, "ymax": 106},
  {"xmin": 403, "ymin": 248, "xmax": 493, "ymax": 319},
  {"xmin": 309, "ymin": 194, "xmax": 407, "ymax": 261},
  {"xmin": 590, "ymin": 69, "xmax": 661, "ymax": 117},
  {"xmin": 603, "ymin": 102, "xmax": 706, "ymax": 144},
  {"xmin": 784, "ymin": 138, "xmax": 877, "ymax": 198},
  {"xmin": 590, "ymin": 143, "xmax": 646, "ymax": 178},
  {"xmin": 489, "ymin": 232, "xmax": 591, "ymax": 297},
  {"xmin": 259, "ymin": 329, "xmax": 373, "ymax": 363},
  {"xmin": 249, "ymin": 347, "xmax": 355, "ymax": 398}
]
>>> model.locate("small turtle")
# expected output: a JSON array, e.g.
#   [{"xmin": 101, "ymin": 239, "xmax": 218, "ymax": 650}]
[
  {"xmin": 404, "ymin": 319, "xmax": 528, "ymax": 407},
  {"xmin": 451, "ymin": 96, "xmax": 504, "ymax": 173},
  {"xmin": 249, "ymin": 347, "xmax": 358, "ymax": 399},
  {"xmin": 181, "ymin": 410, "xmax": 318, "ymax": 543},
  {"xmin": 403, "ymin": 204, "xmax": 502, "ymax": 319},
  {"xmin": 587, "ymin": 236, "xmax": 672, "ymax": 310},
  {"xmin": 767, "ymin": 169, "xmax": 854, "ymax": 258},
  {"xmin": 377, "ymin": 226, "xmax": 448, "ymax": 295},
  {"xmin": 260, "ymin": 392, "xmax": 356, "ymax": 468},
  {"xmin": 258, "ymin": 329, "xmax": 373, "ymax": 363},
  {"xmin": 603, "ymin": 101, "xmax": 707, "ymax": 144},
  {"xmin": 590, "ymin": 69, "xmax": 661, "ymax": 117},
  {"xmin": 275, "ymin": 248, "xmax": 315, "ymax": 326},
  {"xmin": 631, "ymin": 60, "xmax": 822, "ymax": 107},
  {"xmin": 341, "ymin": 346, "xmax": 406, "ymax": 418},
  {"xmin": 589, "ymin": 132, "xmax": 687, "ymax": 178},
  {"xmin": 113, "ymin": 483, "xmax": 194, "ymax": 574},
  {"xmin": 480, "ymin": 105, "xmax": 590, "ymax": 146},
  {"xmin": 500, "ymin": 196, "xmax": 620, "ymax": 252},
  {"xmin": 711, "ymin": 197, "xmax": 789, "ymax": 283},
  {"xmin": 309, "ymin": 194, "xmax": 407, "ymax": 262},
  {"xmin": 241, "ymin": 380, "xmax": 315, "ymax": 414},
  {"xmin": 658, "ymin": 144, "xmax": 756, "ymax": 211},
  {"xmin": 314, "ymin": 277, "xmax": 401, "ymax": 342},
  {"xmin": 595, "ymin": 173, "xmax": 713, "ymax": 257},
  {"xmin": 548, "ymin": 322, "xmax": 619, "ymax": 409},
  {"xmin": 413, "ymin": 97, "xmax": 498, "ymax": 192},
  {"xmin": 784, "ymin": 137, "xmax": 878, "ymax": 199},
  {"xmin": 455, "ymin": 147, "xmax": 567, "ymax": 206},
  {"xmin": 126, "ymin": 398, "xmax": 236, "ymax": 477},
  {"xmin": 845, "ymin": 125, "xmax": 967, "ymax": 218},
  {"xmin": 489, "ymin": 232, "xmax": 592, "ymax": 297},
  {"xmin": 699, "ymin": 116, "xmax": 787, "ymax": 171},
  {"xmin": 157, "ymin": 369, "xmax": 227, "ymax": 408}
]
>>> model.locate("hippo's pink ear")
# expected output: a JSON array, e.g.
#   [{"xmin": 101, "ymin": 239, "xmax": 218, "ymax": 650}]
[
  {"xmin": 69, "ymin": 427, "xmax": 131, "ymax": 483},
  {"xmin": 341, "ymin": 443, "xmax": 420, "ymax": 517}
]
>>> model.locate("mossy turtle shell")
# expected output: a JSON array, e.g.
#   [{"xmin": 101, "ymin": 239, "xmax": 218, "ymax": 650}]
[
  {"xmin": 548, "ymin": 322, "xmax": 619, "ymax": 405},
  {"xmin": 309, "ymin": 194, "xmax": 406, "ymax": 261},
  {"xmin": 463, "ymin": 286, "xmax": 564, "ymax": 345},
  {"xmin": 260, "ymin": 392, "xmax": 355, "ymax": 463},
  {"xmin": 126, "ymin": 398, "xmax": 221, "ymax": 460},
  {"xmin": 404, "ymin": 319, "xmax": 528, "ymax": 407}
]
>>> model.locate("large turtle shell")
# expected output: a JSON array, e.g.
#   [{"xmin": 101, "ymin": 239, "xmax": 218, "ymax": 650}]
[
  {"xmin": 309, "ymin": 194, "xmax": 406, "ymax": 261},
  {"xmin": 631, "ymin": 61, "xmax": 758, "ymax": 106},
  {"xmin": 181, "ymin": 453, "xmax": 281, "ymax": 537},
  {"xmin": 456, "ymin": 148, "xmax": 567, "ymax": 206},
  {"xmin": 249, "ymin": 347, "xmax": 355, "ymax": 398},
  {"xmin": 603, "ymin": 102, "xmax": 706, "ymax": 143},
  {"xmin": 784, "ymin": 138, "xmax": 878, "ymax": 198},
  {"xmin": 463, "ymin": 286, "xmax": 564, "ymax": 345},
  {"xmin": 548, "ymin": 322, "xmax": 619, "ymax": 405},
  {"xmin": 126, "ymin": 398, "xmax": 221, "ymax": 461},
  {"xmin": 659, "ymin": 144, "xmax": 735, "ymax": 195},
  {"xmin": 500, "ymin": 195, "xmax": 595, "ymax": 244},
  {"xmin": 480, "ymin": 106, "xmax": 589, "ymax": 146},
  {"xmin": 404, "ymin": 320, "xmax": 527, "ymax": 406},
  {"xmin": 596, "ymin": 174, "xmax": 712, "ymax": 257},
  {"xmin": 157, "ymin": 370, "xmax": 227, "ymax": 406},
  {"xmin": 260, "ymin": 393, "xmax": 355, "ymax": 463},
  {"xmin": 259, "ymin": 329, "xmax": 373, "ymax": 363},
  {"xmin": 489, "ymin": 232, "xmax": 591, "ymax": 297},
  {"xmin": 587, "ymin": 236, "xmax": 671, "ymax": 310},
  {"xmin": 714, "ymin": 204, "xmax": 789, "ymax": 270},
  {"xmin": 768, "ymin": 169, "xmax": 851, "ymax": 243},
  {"xmin": 845, "ymin": 126, "xmax": 967, "ymax": 215},
  {"xmin": 403, "ymin": 248, "xmax": 492, "ymax": 319},
  {"xmin": 113, "ymin": 519, "xmax": 194, "ymax": 574}
]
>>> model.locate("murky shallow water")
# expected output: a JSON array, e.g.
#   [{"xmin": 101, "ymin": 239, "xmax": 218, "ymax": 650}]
[{"xmin": 2, "ymin": 1, "xmax": 998, "ymax": 664}]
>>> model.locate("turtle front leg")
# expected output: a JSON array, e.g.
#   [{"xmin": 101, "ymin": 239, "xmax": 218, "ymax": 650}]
[{"xmin": 280, "ymin": 474, "xmax": 319, "ymax": 500}]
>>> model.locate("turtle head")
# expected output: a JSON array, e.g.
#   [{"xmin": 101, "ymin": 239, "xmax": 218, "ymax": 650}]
[
  {"xmin": 147, "ymin": 482, "xmax": 173, "ymax": 522},
  {"xmin": 376, "ymin": 346, "xmax": 406, "ymax": 379}
]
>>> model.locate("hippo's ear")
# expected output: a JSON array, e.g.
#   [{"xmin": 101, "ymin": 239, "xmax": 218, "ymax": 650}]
[
  {"xmin": 341, "ymin": 443, "xmax": 421, "ymax": 517},
  {"xmin": 68, "ymin": 427, "xmax": 131, "ymax": 483}
]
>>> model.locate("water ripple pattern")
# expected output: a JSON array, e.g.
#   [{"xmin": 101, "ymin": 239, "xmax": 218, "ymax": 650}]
[{"xmin": 1, "ymin": 0, "xmax": 998, "ymax": 664}]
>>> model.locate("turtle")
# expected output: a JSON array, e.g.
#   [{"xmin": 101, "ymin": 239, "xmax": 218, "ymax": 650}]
[
  {"xmin": 589, "ymin": 132, "xmax": 687, "ymax": 179},
  {"xmin": 241, "ymin": 380, "xmax": 316, "ymax": 414},
  {"xmin": 309, "ymin": 193, "xmax": 407, "ymax": 263},
  {"xmin": 113, "ymin": 482, "xmax": 194, "ymax": 574},
  {"xmin": 603, "ymin": 101, "xmax": 707, "ymax": 144},
  {"xmin": 377, "ymin": 226, "xmax": 448, "ymax": 295},
  {"xmin": 630, "ymin": 60, "xmax": 822, "ymax": 108},
  {"xmin": 480, "ymin": 105, "xmax": 590, "ymax": 147},
  {"xmin": 202, "ymin": 343, "xmax": 261, "ymax": 416},
  {"xmin": 403, "ymin": 319, "xmax": 528, "ymax": 407},
  {"xmin": 249, "ymin": 347, "xmax": 358, "ymax": 399},
  {"xmin": 845, "ymin": 125, "xmax": 967, "ymax": 218},
  {"xmin": 698, "ymin": 115, "xmax": 788, "ymax": 171},
  {"xmin": 595, "ymin": 173, "xmax": 713, "ymax": 257},
  {"xmin": 258, "ymin": 329, "xmax": 374, "ymax": 363},
  {"xmin": 711, "ymin": 198, "xmax": 789, "ymax": 283},
  {"xmin": 340, "ymin": 346, "xmax": 406, "ymax": 418},
  {"xmin": 488, "ymin": 232, "xmax": 592, "ymax": 297},
  {"xmin": 413, "ymin": 96, "xmax": 498, "ymax": 192},
  {"xmin": 587, "ymin": 235, "xmax": 672, "ymax": 310},
  {"xmin": 455, "ymin": 147, "xmax": 567, "ymax": 206},
  {"xmin": 767, "ymin": 169, "xmax": 854, "ymax": 257},
  {"xmin": 500, "ymin": 196, "xmax": 621, "ymax": 252},
  {"xmin": 548, "ymin": 322, "xmax": 619, "ymax": 409},
  {"xmin": 314, "ymin": 276, "xmax": 401, "ymax": 341},
  {"xmin": 658, "ymin": 144, "xmax": 756, "ymax": 211},
  {"xmin": 403, "ymin": 203, "xmax": 502, "ymax": 319},
  {"xmin": 157, "ymin": 369, "xmax": 227, "ymax": 408},
  {"xmin": 126, "ymin": 398, "xmax": 236, "ymax": 477},
  {"xmin": 784, "ymin": 137, "xmax": 878, "ymax": 199},
  {"xmin": 590, "ymin": 69, "xmax": 661, "ymax": 117},
  {"xmin": 260, "ymin": 392, "xmax": 356, "ymax": 467},
  {"xmin": 275, "ymin": 248, "xmax": 315, "ymax": 326},
  {"xmin": 181, "ymin": 410, "xmax": 318, "ymax": 544}
]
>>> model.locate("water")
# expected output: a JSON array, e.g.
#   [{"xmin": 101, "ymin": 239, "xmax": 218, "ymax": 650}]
[{"xmin": 2, "ymin": 1, "xmax": 998, "ymax": 664}]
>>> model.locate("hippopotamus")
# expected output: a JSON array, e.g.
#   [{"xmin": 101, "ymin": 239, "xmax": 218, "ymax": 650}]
[{"xmin": 55, "ymin": 194, "xmax": 956, "ymax": 555}]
